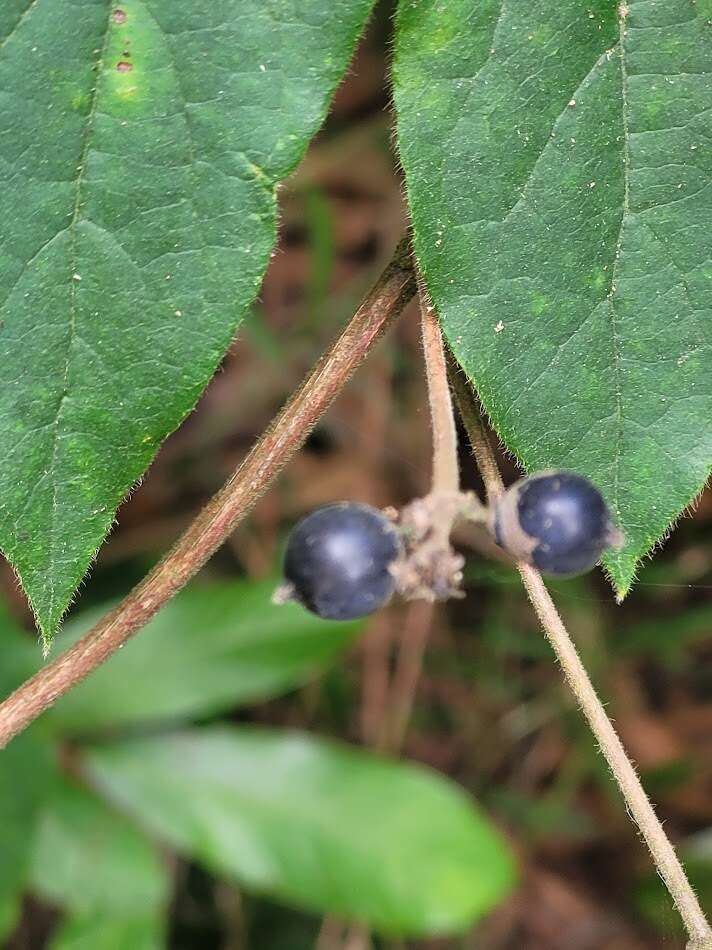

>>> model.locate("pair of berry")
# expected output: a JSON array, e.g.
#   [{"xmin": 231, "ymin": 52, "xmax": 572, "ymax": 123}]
[{"xmin": 282, "ymin": 472, "xmax": 618, "ymax": 621}]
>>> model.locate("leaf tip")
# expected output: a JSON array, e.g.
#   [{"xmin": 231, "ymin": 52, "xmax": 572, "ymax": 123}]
[
  {"xmin": 7, "ymin": 560, "xmax": 74, "ymax": 656},
  {"xmin": 602, "ymin": 549, "xmax": 638, "ymax": 603},
  {"xmin": 31, "ymin": 601, "xmax": 65, "ymax": 657}
]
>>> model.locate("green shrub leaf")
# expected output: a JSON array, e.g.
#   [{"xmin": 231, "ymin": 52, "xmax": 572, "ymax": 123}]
[
  {"xmin": 48, "ymin": 579, "xmax": 362, "ymax": 734},
  {"xmin": 87, "ymin": 726, "xmax": 516, "ymax": 936},
  {"xmin": 394, "ymin": 0, "xmax": 712, "ymax": 595},
  {"xmin": 0, "ymin": 0, "xmax": 374, "ymax": 641}
]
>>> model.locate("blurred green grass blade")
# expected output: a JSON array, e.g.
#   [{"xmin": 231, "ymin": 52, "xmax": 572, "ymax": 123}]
[
  {"xmin": 242, "ymin": 305, "xmax": 285, "ymax": 363},
  {"xmin": 49, "ymin": 912, "xmax": 165, "ymax": 950},
  {"xmin": 48, "ymin": 579, "xmax": 363, "ymax": 734},
  {"xmin": 616, "ymin": 604, "xmax": 712, "ymax": 663},
  {"xmin": 0, "ymin": 0, "xmax": 376, "ymax": 642},
  {"xmin": 485, "ymin": 789, "xmax": 595, "ymax": 846},
  {"xmin": 29, "ymin": 776, "xmax": 169, "ymax": 916},
  {"xmin": 393, "ymin": 0, "xmax": 712, "ymax": 596},
  {"xmin": 304, "ymin": 185, "xmax": 336, "ymax": 328},
  {"xmin": 86, "ymin": 725, "xmax": 517, "ymax": 936}
]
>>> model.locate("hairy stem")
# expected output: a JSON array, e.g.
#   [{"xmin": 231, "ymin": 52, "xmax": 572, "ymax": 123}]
[
  {"xmin": 0, "ymin": 241, "xmax": 416, "ymax": 749},
  {"xmin": 418, "ymin": 275, "xmax": 460, "ymax": 494},
  {"xmin": 449, "ymin": 366, "xmax": 712, "ymax": 950},
  {"xmin": 377, "ymin": 286, "xmax": 452, "ymax": 752}
]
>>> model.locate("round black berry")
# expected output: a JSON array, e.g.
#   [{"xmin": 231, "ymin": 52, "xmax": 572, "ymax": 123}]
[
  {"xmin": 491, "ymin": 471, "xmax": 617, "ymax": 576},
  {"xmin": 283, "ymin": 502, "xmax": 403, "ymax": 620}
]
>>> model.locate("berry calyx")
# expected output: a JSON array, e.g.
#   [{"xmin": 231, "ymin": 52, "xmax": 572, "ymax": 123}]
[
  {"xmin": 490, "ymin": 471, "xmax": 619, "ymax": 576},
  {"xmin": 281, "ymin": 502, "xmax": 403, "ymax": 620}
]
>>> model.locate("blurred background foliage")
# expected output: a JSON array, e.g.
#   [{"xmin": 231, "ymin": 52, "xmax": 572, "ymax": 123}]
[{"xmin": 1, "ymin": 5, "xmax": 710, "ymax": 948}]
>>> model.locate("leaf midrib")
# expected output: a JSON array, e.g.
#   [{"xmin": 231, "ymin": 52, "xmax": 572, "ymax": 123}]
[
  {"xmin": 455, "ymin": 29, "xmax": 630, "ymax": 534},
  {"xmin": 437, "ymin": 40, "xmax": 629, "ymax": 481},
  {"xmin": 46, "ymin": 0, "xmax": 232, "ymax": 624},
  {"xmin": 605, "ymin": 8, "xmax": 632, "ymax": 535},
  {"xmin": 45, "ymin": 5, "xmax": 116, "ymax": 622},
  {"xmin": 498, "ymin": 36, "xmax": 629, "ymax": 533}
]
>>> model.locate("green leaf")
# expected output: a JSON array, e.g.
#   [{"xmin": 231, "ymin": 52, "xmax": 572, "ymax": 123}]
[
  {"xmin": 49, "ymin": 912, "xmax": 165, "ymax": 950},
  {"xmin": 0, "ymin": 733, "xmax": 55, "ymax": 939},
  {"xmin": 86, "ymin": 726, "xmax": 516, "ymax": 936},
  {"xmin": 29, "ymin": 776, "xmax": 169, "ymax": 915},
  {"xmin": 48, "ymin": 578, "xmax": 362, "ymax": 734},
  {"xmin": 0, "ymin": 0, "xmax": 375, "ymax": 641},
  {"xmin": 393, "ymin": 0, "xmax": 712, "ymax": 595}
]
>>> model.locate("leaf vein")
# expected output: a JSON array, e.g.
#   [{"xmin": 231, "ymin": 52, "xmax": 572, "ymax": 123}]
[
  {"xmin": 46, "ymin": 4, "xmax": 116, "ymax": 619},
  {"xmin": 603, "ymin": 19, "xmax": 631, "ymax": 529}
]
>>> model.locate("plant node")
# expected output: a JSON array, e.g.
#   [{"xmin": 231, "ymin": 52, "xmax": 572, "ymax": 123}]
[{"xmin": 390, "ymin": 490, "xmax": 484, "ymax": 602}]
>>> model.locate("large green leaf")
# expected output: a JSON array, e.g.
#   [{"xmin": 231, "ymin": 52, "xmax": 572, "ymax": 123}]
[
  {"xmin": 0, "ymin": 0, "xmax": 375, "ymax": 641},
  {"xmin": 87, "ymin": 726, "xmax": 516, "ymax": 936},
  {"xmin": 394, "ymin": 0, "xmax": 712, "ymax": 594},
  {"xmin": 29, "ymin": 776, "xmax": 169, "ymax": 915},
  {"xmin": 48, "ymin": 579, "xmax": 362, "ymax": 734}
]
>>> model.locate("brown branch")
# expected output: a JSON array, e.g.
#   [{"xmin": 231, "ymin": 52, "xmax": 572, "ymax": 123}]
[
  {"xmin": 449, "ymin": 366, "xmax": 712, "ymax": 950},
  {"xmin": 0, "ymin": 241, "xmax": 417, "ymax": 750}
]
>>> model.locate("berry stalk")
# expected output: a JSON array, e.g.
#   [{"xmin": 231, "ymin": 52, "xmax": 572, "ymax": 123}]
[
  {"xmin": 385, "ymin": 274, "xmax": 488, "ymax": 605},
  {"xmin": 418, "ymin": 273, "xmax": 460, "ymax": 495},
  {"xmin": 449, "ymin": 366, "xmax": 712, "ymax": 950}
]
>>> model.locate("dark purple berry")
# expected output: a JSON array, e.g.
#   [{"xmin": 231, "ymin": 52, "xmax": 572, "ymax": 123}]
[
  {"xmin": 491, "ymin": 471, "xmax": 618, "ymax": 576},
  {"xmin": 283, "ymin": 502, "xmax": 402, "ymax": 620}
]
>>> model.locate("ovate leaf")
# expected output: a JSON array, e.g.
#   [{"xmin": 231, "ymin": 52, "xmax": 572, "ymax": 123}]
[
  {"xmin": 87, "ymin": 726, "xmax": 516, "ymax": 936},
  {"xmin": 394, "ymin": 0, "xmax": 712, "ymax": 594},
  {"xmin": 48, "ymin": 578, "xmax": 362, "ymax": 734},
  {"xmin": 0, "ymin": 0, "xmax": 375, "ymax": 640}
]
